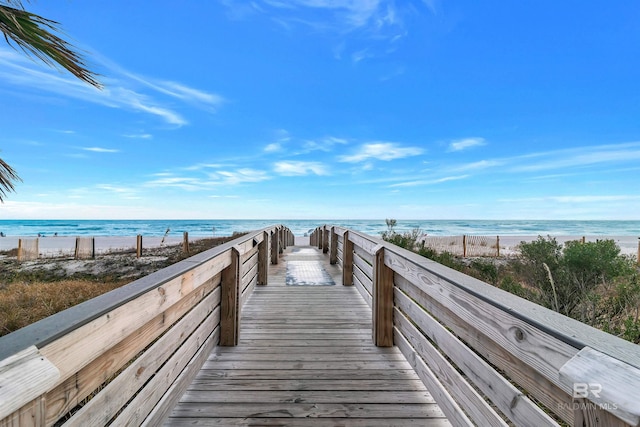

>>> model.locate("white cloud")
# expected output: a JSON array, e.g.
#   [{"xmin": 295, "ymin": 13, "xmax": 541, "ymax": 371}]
[
  {"xmin": 303, "ymin": 136, "xmax": 348, "ymax": 152},
  {"xmin": 264, "ymin": 143, "xmax": 283, "ymax": 152},
  {"xmin": 123, "ymin": 133, "xmax": 153, "ymax": 139},
  {"xmin": 448, "ymin": 137, "xmax": 486, "ymax": 152},
  {"xmin": 513, "ymin": 142, "xmax": 640, "ymax": 172},
  {"xmin": 215, "ymin": 169, "xmax": 271, "ymax": 185},
  {"xmin": 81, "ymin": 147, "xmax": 120, "ymax": 153},
  {"xmin": 338, "ymin": 142, "xmax": 424, "ymax": 162},
  {"xmin": 0, "ymin": 47, "xmax": 225, "ymax": 127},
  {"xmin": 388, "ymin": 175, "xmax": 469, "ymax": 187},
  {"xmin": 274, "ymin": 161, "xmax": 329, "ymax": 176}
]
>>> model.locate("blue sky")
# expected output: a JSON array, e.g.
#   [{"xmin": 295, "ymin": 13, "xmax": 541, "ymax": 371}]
[{"xmin": 1, "ymin": 0, "xmax": 639, "ymax": 220}]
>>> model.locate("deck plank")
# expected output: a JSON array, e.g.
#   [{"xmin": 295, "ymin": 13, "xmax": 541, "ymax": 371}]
[{"xmin": 164, "ymin": 245, "xmax": 449, "ymax": 426}]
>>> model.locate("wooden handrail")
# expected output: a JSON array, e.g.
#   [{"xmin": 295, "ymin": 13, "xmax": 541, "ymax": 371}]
[
  {"xmin": 313, "ymin": 225, "xmax": 640, "ymax": 427},
  {"xmin": 0, "ymin": 225, "xmax": 294, "ymax": 426}
]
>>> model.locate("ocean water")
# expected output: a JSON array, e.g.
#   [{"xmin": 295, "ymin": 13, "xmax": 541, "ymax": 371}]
[{"xmin": 0, "ymin": 219, "xmax": 638, "ymax": 238}]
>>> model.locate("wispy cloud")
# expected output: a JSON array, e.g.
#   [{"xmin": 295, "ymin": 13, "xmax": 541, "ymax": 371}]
[
  {"xmin": 80, "ymin": 147, "xmax": 120, "ymax": 153},
  {"xmin": 221, "ymin": 0, "xmax": 435, "ymax": 60},
  {"xmin": 123, "ymin": 133, "xmax": 153, "ymax": 139},
  {"xmin": 0, "ymin": 47, "xmax": 222, "ymax": 127},
  {"xmin": 274, "ymin": 161, "xmax": 329, "ymax": 176},
  {"xmin": 264, "ymin": 143, "xmax": 283, "ymax": 152},
  {"xmin": 214, "ymin": 169, "xmax": 271, "ymax": 184},
  {"xmin": 388, "ymin": 175, "xmax": 469, "ymax": 188},
  {"xmin": 512, "ymin": 142, "xmax": 640, "ymax": 172},
  {"xmin": 447, "ymin": 137, "xmax": 486, "ymax": 152},
  {"xmin": 338, "ymin": 142, "xmax": 424, "ymax": 163},
  {"xmin": 303, "ymin": 136, "xmax": 348, "ymax": 152}
]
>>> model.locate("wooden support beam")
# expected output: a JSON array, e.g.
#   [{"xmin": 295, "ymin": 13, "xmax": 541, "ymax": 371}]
[
  {"xmin": 342, "ymin": 231, "xmax": 354, "ymax": 286},
  {"xmin": 270, "ymin": 230, "xmax": 278, "ymax": 265},
  {"xmin": 258, "ymin": 231, "xmax": 268, "ymax": 286},
  {"xmin": 136, "ymin": 235, "xmax": 143, "ymax": 258},
  {"xmin": 220, "ymin": 247, "xmax": 241, "ymax": 346},
  {"xmin": 329, "ymin": 227, "xmax": 338, "ymax": 264},
  {"xmin": 183, "ymin": 231, "xmax": 189, "ymax": 254},
  {"xmin": 372, "ymin": 245, "xmax": 394, "ymax": 347},
  {"xmin": 323, "ymin": 227, "xmax": 329, "ymax": 254}
]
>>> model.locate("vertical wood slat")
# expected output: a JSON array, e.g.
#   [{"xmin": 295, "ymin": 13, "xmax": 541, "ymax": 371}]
[
  {"xmin": 258, "ymin": 231, "xmax": 269, "ymax": 286},
  {"xmin": 342, "ymin": 231, "xmax": 354, "ymax": 286},
  {"xmin": 270, "ymin": 230, "xmax": 278, "ymax": 265},
  {"xmin": 330, "ymin": 227, "xmax": 338, "ymax": 264},
  {"xmin": 323, "ymin": 227, "xmax": 329, "ymax": 254},
  {"xmin": 220, "ymin": 247, "xmax": 241, "ymax": 346},
  {"xmin": 279, "ymin": 227, "xmax": 285, "ymax": 252},
  {"xmin": 372, "ymin": 245, "xmax": 394, "ymax": 347},
  {"xmin": 136, "ymin": 234, "xmax": 143, "ymax": 258},
  {"xmin": 183, "ymin": 232, "xmax": 189, "ymax": 254}
]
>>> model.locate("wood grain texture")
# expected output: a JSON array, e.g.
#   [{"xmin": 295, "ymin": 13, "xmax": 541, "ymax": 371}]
[
  {"xmin": 164, "ymin": 245, "xmax": 448, "ymax": 426},
  {"xmin": 0, "ymin": 346, "xmax": 59, "ymax": 421}
]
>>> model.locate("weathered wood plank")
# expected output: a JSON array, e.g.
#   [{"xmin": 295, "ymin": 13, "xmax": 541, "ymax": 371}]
[
  {"xmin": 0, "ymin": 346, "xmax": 59, "ymax": 421},
  {"xmin": 186, "ymin": 378, "xmax": 429, "ymax": 391},
  {"xmin": 395, "ymin": 288, "xmax": 559, "ymax": 427},
  {"xmin": 395, "ymin": 327, "xmax": 475, "ymax": 427},
  {"xmin": 220, "ymin": 247, "xmax": 240, "ymax": 346},
  {"xmin": 373, "ymin": 245, "xmax": 394, "ymax": 347},
  {"xmin": 395, "ymin": 308, "xmax": 509, "ymax": 427},
  {"xmin": 110, "ymin": 315, "xmax": 220, "ymax": 426},
  {"xmin": 395, "ymin": 273, "xmax": 575, "ymax": 423},
  {"xmin": 38, "ymin": 252, "xmax": 231, "ymax": 387},
  {"xmin": 166, "ymin": 418, "xmax": 450, "ymax": 426},
  {"xmin": 179, "ymin": 390, "xmax": 435, "ymax": 404},
  {"xmin": 62, "ymin": 293, "xmax": 221, "ymax": 427},
  {"xmin": 559, "ymin": 347, "xmax": 640, "ymax": 426},
  {"xmin": 165, "ymin": 243, "xmax": 447, "ymax": 426},
  {"xmin": 169, "ymin": 402, "xmax": 445, "ymax": 418}
]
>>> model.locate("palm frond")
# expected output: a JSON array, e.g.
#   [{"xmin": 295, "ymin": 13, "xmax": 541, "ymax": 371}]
[
  {"xmin": 0, "ymin": 157, "xmax": 21, "ymax": 202},
  {"xmin": 0, "ymin": 3, "xmax": 102, "ymax": 88}
]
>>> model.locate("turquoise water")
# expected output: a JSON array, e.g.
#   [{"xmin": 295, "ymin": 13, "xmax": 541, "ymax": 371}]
[{"xmin": 0, "ymin": 219, "xmax": 638, "ymax": 238}]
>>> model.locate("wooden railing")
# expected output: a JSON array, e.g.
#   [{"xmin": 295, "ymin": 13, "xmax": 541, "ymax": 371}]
[
  {"xmin": 0, "ymin": 225, "xmax": 294, "ymax": 427},
  {"xmin": 311, "ymin": 225, "xmax": 640, "ymax": 427}
]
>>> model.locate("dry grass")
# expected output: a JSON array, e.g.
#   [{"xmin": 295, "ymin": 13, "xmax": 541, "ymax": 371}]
[
  {"xmin": 0, "ymin": 234, "xmax": 244, "ymax": 337},
  {"xmin": 0, "ymin": 279, "xmax": 129, "ymax": 335}
]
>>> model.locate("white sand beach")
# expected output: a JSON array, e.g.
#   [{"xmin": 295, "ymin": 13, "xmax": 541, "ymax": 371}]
[
  {"xmin": 0, "ymin": 236, "xmax": 186, "ymax": 256},
  {"xmin": 0, "ymin": 234, "xmax": 637, "ymax": 257}
]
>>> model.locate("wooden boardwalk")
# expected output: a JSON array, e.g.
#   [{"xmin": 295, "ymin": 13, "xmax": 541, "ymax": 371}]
[{"xmin": 164, "ymin": 245, "xmax": 450, "ymax": 426}]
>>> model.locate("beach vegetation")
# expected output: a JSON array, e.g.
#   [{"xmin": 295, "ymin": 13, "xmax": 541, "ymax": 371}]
[
  {"xmin": 0, "ymin": 234, "xmax": 245, "ymax": 336},
  {"xmin": 382, "ymin": 230, "xmax": 640, "ymax": 344}
]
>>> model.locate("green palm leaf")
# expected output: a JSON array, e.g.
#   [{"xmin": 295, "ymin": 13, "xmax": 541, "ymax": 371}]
[
  {"xmin": 0, "ymin": 157, "xmax": 21, "ymax": 202},
  {"xmin": 0, "ymin": 1, "xmax": 101, "ymax": 88}
]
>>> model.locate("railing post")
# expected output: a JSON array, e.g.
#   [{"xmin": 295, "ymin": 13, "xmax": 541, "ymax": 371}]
[
  {"xmin": 317, "ymin": 227, "xmax": 323, "ymax": 249},
  {"xmin": 280, "ymin": 227, "xmax": 286, "ymax": 251},
  {"xmin": 323, "ymin": 226, "xmax": 329, "ymax": 254},
  {"xmin": 329, "ymin": 226, "xmax": 338, "ymax": 264},
  {"xmin": 258, "ymin": 231, "xmax": 269, "ymax": 286},
  {"xmin": 136, "ymin": 234, "xmax": 142, "ymax": 258},
  {"xmin": 183, "ymin": 231, "xmax": 189, "ymax": 254},
  {"xmin": 342, "ymin": 231, "xmax": 354, "ymax": 286},
  {"xmin": 462, "ymin": 234, "xmax": 467, "ymax": 258},
  {"xmin": 220, "ymin": 246, "xmax": 241, "ymax": 346},
  {"xmin": 372, "ymin": 245, "xmax": 394, "ymax": 347},
  {"xmin": 271, "ymin": 229, "xmax": 279, "ymax": 265}
]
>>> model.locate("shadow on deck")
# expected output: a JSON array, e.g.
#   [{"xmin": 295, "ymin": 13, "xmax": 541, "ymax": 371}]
[{"xmin": 164, "ymin": 245, "xmax": 450, "ymax": 426}]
